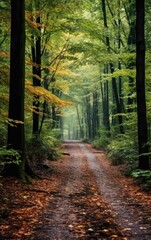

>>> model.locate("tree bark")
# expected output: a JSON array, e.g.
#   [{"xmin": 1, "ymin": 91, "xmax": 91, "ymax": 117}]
[
  {"xmin": 32, "ymin": 2, "xmax": 41, "ymax": 136},
  {"xmin": 110, "ymin": 64, "xmax": 124, "ymax": 134},
  {"xmin": 126, "ymin": 0, "xmax": 136, "ymax": 112},
  {"xmin": 136, "ymin": 0, "xmax": 149, "ymax": 169},
  {"xmin": 92, "ymin": 91, "xmax": 99, "ymax": 139},
  {"xmin": 100, "ymin": 64, "xmax": 110, "ymax": 133},
  {"xmin": 5, "ymin": 0, "xmax": 25, "ymax": 178}
]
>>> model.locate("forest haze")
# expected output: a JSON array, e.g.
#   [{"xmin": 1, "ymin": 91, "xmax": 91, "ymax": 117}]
[{"xmin": 0, "ymin": 0, "xmax": 151, "ymax": 182}]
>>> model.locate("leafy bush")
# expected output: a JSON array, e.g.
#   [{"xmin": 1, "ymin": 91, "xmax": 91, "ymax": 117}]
[
  {"xmin": 131, "ymin": 169, "xmax": 151, "ymax": 182},
  {"xmin": 92, "ymin": 136, "xmax": 110, "ymax": 150},
  {"xmin": 0, "ymin": 124, "xmax": 7, "ymax": 146},
  {"xmin": 82, "ymin": 138, "xmax": 90, "ymax": 143},
  {"xmin": 107, "ymin": 134, "xmax": 138, "ymax": 166},
  {"xmin": 0, "ymin": 147, "xmax": 21, "ymax": 166},
  {"xmin": 51, "ymin": 128, "xmax": 62, "ymax": 139},
  {"xmin": 92, "ymin": 129, "xmax": 110, "ymax": 150},
  {"xmin": 131, "ymin": 169, "xmax": 151, "ymax": 189},
  {"xmin": 26, "ymin": 133, "xmax": 62, "ymax": 163}
]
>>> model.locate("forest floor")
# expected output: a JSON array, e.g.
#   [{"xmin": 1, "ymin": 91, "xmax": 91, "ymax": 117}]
[{"xmin": 0, "ymin": 141, "xmax": 151, "ymax": 240}]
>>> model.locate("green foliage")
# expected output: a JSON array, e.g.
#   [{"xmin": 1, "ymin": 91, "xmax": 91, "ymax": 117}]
[
  {"xmin": 26, "ymin": 131, "xmax": 62, "ymax": 163},
  {"xmin": 0, "ymin": 147, "xmax": 21, "ymax": 166},
  {"xmin": 107, "ymin": 134, "xmax": 138, "ymax": 166},
  {"xmin": 131, "ymin": 169, "xmax": 151, "ymax": 189},
  {"xmin": 131, "ymin": 169, "xmax": 151, "ymax": 179},
  {"xmin": 92, "ymin": 133, "xmax": 110, "ymax": 150},
  {"xmin": 82, "ymin": 138, "xmax": 91, "ymax": 143},
  {"xmin": 0, "ymin": 124, "xmax": 7, "ymax": 146}
]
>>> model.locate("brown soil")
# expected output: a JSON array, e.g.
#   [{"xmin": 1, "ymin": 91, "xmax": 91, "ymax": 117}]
[{"xmin": 0, "ymin": 141, "xmax": 151, "ymax": 239}]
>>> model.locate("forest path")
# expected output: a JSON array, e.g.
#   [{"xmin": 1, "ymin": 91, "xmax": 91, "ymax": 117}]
[
  {"xmin": 1, "ymin": 142, "xmax": 151, "ymax": 240},
  {"xmin": 33, "ymin": 142, "xmax": 151, "ymax": 240}
]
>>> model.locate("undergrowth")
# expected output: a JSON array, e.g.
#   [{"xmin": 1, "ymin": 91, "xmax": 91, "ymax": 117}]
[
  {"xmin": 92, "ymin": 132, "xmax": 139, "ymax": 175},
  {"xmin": 92, "ymin": 131, "xmax": 151, "ymax": 190},
  {"xmin": 131, "ymin": 169, "xmax": 151, "ymax": 191},
  {"xmin": 26, "ymin": 129, "xmax": 62, "ymax": 164},
  {"xmin": 0, "ymin": 147, "xmax": 21, "ymax": 166}
]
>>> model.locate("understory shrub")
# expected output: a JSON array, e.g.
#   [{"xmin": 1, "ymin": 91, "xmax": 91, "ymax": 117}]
[
  {"xmin": 82, "ymin": 138, "xmax": 91, "ymax": 143},
  {"xmin": 0, "ymin": 147, "xmax": 21, "ymax": 173},
  {"xmin": 0, "ymin": 125, "xmax": 7, "ymax": 146},
  {"xmin": 107, "ymin": 134, "xmax": 138, "ymax": 170},
  {"xmin": 26, "ymin": 131, "xmax": 62, "ymax": 163},
  {"xmin": 92, "ymin": 130, "xmax": 110, "ymax": 150},
  {"xmin": 131, "ymin": 169, "xmax": 151, "ymax": 189}
]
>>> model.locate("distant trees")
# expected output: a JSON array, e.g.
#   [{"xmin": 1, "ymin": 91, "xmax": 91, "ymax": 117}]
[{"xmin": 62, "ymin": 0, "xmax": 150, "ymax": 170}]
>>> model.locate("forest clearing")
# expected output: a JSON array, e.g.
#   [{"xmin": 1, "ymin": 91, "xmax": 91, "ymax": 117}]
[{"xmin": 1, "ymin": 142, "xmax": 151, "ymax": 239}]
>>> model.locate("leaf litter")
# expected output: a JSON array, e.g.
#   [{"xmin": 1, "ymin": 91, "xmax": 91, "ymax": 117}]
[{"xmin": 0, "ymin": 142, "xmax": 151, "ymax": 239}]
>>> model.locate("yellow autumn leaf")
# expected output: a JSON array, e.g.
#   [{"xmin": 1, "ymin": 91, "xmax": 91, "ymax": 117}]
[
  {"xmin": 49, "ymin": 66, "xmax": 78, "ymax": 77},
  {"xmin": 26, "ymin": 80, "xmax": 73, "ymax": 107},
  {"xmin": 51, "ymin": 80, "xmax": 69, "ymax": 92},
  {"xmin": 0, "ymin": 51, "xmax": 10, "ymax": 58},
  {"xmin": 25, "ymin": 17, "xmax": 46, "ymax": 29},
  {"xmin": 26, "ymin": 60, "xmax": 40, "ymax": 68},
  {"xmin": 27, "ymin": 73, "xmax": 44, "ymax": 82}
]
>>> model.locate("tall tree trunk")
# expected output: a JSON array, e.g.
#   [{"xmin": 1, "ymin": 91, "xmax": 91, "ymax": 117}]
[
  {"xmin": 32, "ymin": 2, "xmax": 41, "ymax": 136},
  {"xmin": 51, "ymin": 77, "xmax": 56, "ymax": 129},
  {"xmin": 100, "ymin": 64, "xmax": 110, "ymax": 133},
  {"xmin": 4, "ymin": 0, "xmax": 25, "ymax": 178},
  {"xmin": 118, "ymin": 0, "xmax": 125, "ymax": 115},
  {"xmin": 110, "ymin": 64, "xmax": 124, "ymax": 134},
  {"xmin": 76, "ymin": 105, "xmax": 84, "ymax": 139},
  {"xmin": 101, "ymin": 0, "xmax": 110, "ymax": 135},
  {"xmin": 136, "ymin": 0, "xmax": 149, "ymax": 169},
  {"xmin": 84, "ymin": 93, "xmax": 92, "ymax": 139},
  {"xmin": 31, "ymin": 36, "xmax": 39, "ymax": 135},
  {"xmin": 92, "ymin": 91, "xmax": 99, "ymax": 139},
  {"xmin": 126, "ymin": 0, "xmax": 136, "ymax": 112}
]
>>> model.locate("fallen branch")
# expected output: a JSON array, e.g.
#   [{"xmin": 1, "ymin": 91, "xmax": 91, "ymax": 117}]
[{"xmin": 63, "ymin": 152, "xmax": 70, "ymax": 156}]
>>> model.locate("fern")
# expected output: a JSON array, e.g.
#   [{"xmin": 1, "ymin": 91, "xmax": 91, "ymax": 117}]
[{"xmin": 0, "ymin": 147, "xmax": 21, "ymax": 166}]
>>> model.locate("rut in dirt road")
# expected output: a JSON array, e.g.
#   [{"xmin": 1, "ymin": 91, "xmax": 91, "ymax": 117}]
[{"xmin": 33, "ymin": 142, "xmax": 151, "ymax": 240}]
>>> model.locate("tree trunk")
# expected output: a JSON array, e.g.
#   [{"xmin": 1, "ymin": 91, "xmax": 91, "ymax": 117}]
[
  {"xmin": 32, "ymin": 2, "xmax": 41, "ymax": 136},
  {"xmin": 31, "ymin": 36, "xmax": 40, "ymax": 135},
  {"xmin": 92, "ymin": 91, "xmax": 99, "ymax": 139},
  {"xmin": 126, "ymin": 0, "xmax": 136, "ymax": 112},
  {"xmin": 100, "ymin": 64, "xmax": 110, "ymax": 133},
  {"xmin": 110, "ymin": 64, "xmax": 124, "ymax": 134},
  {"xmin": 136, "ymin": 0, "xmax": 149, "ymax": 169},
  {"xmin": 85, "ymin": 93, "xmax": 92, "ymax": 139},
  {"xmin": 4, "ymin": 0, "xmax": 25, "ymax": 179},
  {"xmin": 76, "ymin": 105, "xmax": 84, "ymax": 139}
]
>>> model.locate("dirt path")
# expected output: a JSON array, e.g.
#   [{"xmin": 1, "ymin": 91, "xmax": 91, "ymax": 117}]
[
  {"xmin": 1, "ymin": 142, "xmax": 151, "ymax": 240},
  {"xmin": 32, "ymin": 142, "xmax": 151, "ymax": 240},
  {"xmin": 80, "ymin": 143, "xmax": 151, "ymax": 239}
]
